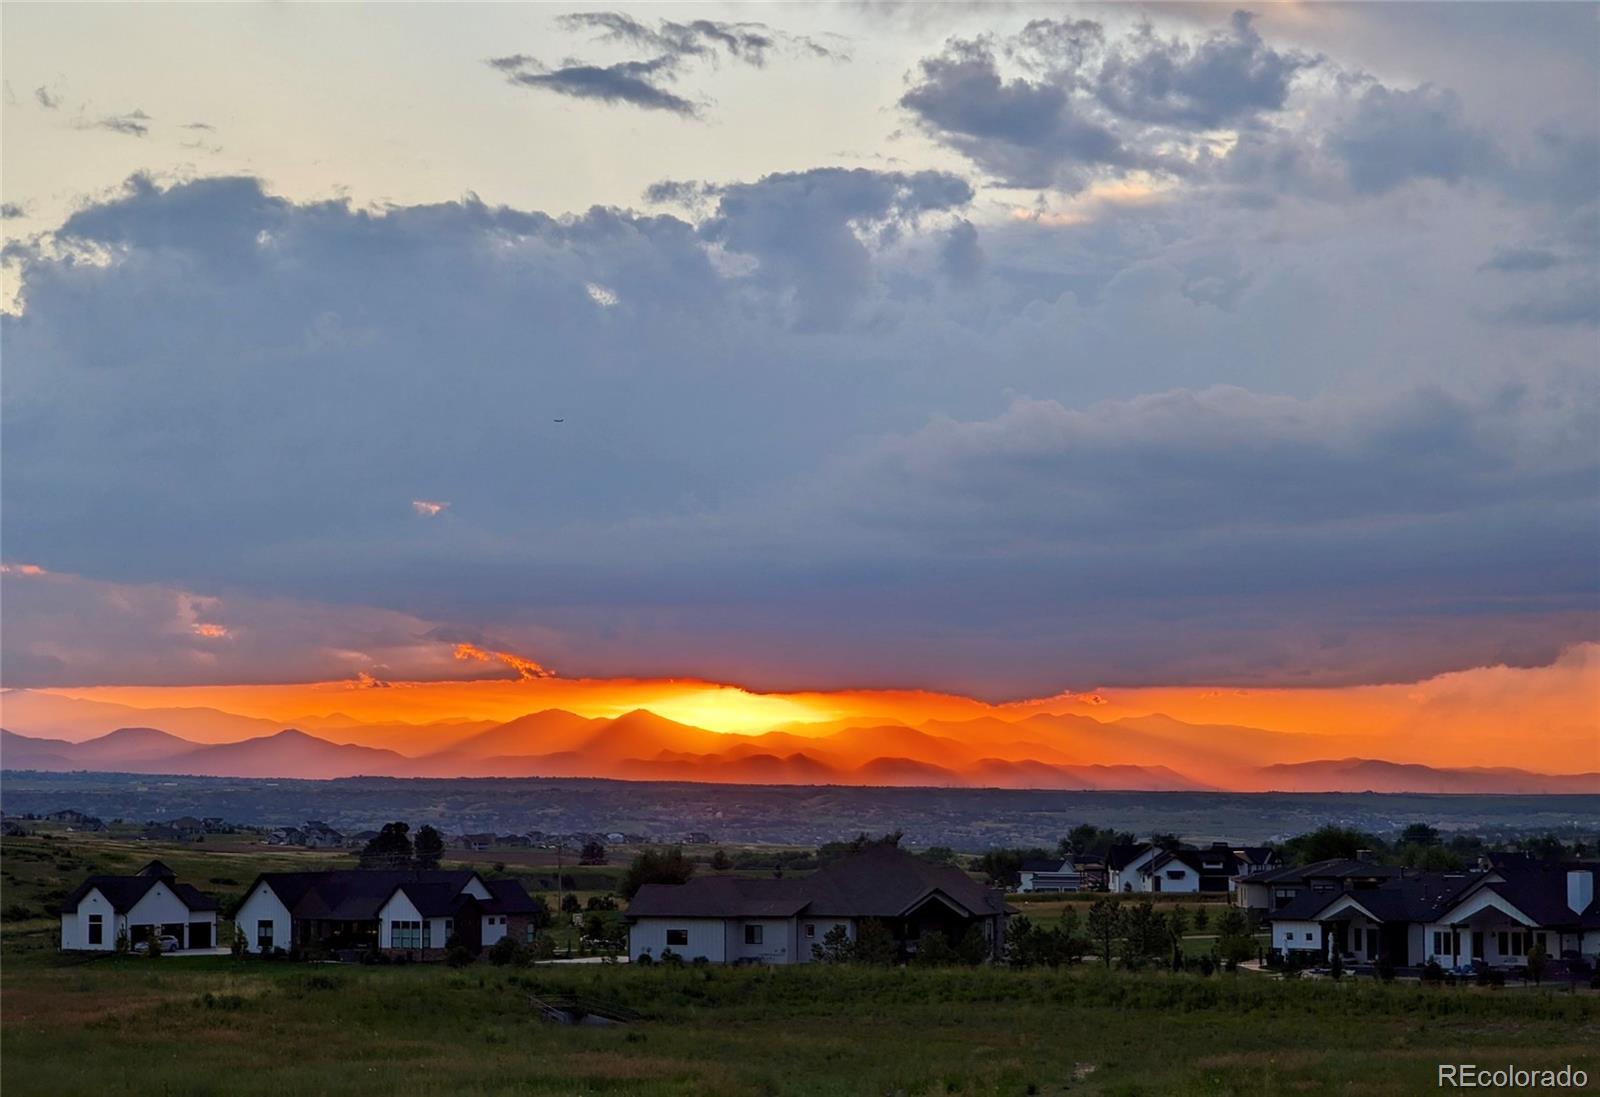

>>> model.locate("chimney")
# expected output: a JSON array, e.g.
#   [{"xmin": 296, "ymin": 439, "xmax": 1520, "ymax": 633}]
[{"xmin": 1568, "ymin": 869, "xmax": 1595, "ymax": 916}]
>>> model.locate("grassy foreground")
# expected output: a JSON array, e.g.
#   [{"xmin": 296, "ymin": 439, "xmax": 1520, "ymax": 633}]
[
  {"xmin": 3, "ymin": 832, "xmax": 1597, "ymax": 1095},
  {"xmin": 4, "ymin": 950, "xmax": 1597, "ymax": 1096}
]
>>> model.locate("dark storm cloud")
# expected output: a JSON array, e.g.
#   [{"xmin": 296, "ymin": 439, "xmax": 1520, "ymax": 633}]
[
  {"xmin": 3, "ymin": 162, "xmax": 1595, "ymax": 692},
  {"xmin": 1327, "ymin": 84, "xmax": 1501, "ymax": 193},
  {"xmin": 1091, "ymin": 11, "xmax": 1317, "ymax": 129},
  {"xmin": 900, "ymin": 36, "xmax": 1146, "ymax": 190}
]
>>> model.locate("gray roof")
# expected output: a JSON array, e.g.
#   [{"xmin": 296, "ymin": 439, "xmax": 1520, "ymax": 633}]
[
  {"xmin": 1271, "ymin": 872, "xmax": 1481, "ymax": 924},
  {"xmin": 1248, "ymin": 858, "xmax": 1403, "ymax": 886},
  {"xmin": 249, "ymin": 870, "xmax": 481, "ymax": 921},
  {"xmin": 627, "ymin": 847, "xmax": 1009, "ymax": 921},
  {"xmin": 1442, "ymin": 862, "xmax": 1600, "ymax": 929},
  {"xmin": 62, "ymin": 874, "xmax": 219, "ymax": 914}
]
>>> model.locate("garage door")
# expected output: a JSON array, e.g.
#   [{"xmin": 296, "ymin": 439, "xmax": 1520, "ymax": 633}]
[{"xmin": 189, "ymin": 922, "xmax": 212, "ymax": 949}]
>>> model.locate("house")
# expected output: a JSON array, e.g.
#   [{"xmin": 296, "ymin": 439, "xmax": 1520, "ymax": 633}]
[
  {"xmin": 1233, "ymin": 857, "xmax": 1403, "ymax": 911},
  {"xmin": 266, "ymin": 826, "xmax": 305, "ymax": 846},
  {"xmin": 1267, "ymin": 862, "xmax": 1600, "ymax": 969},
  {"xmin": 626, "ymin": 846, "xmax": 1012, "ymax": 965},
  {"xmin": 683, "ymin": 832, "xmax": 713, "ymax": 845},
  {"xmin": 458, "ymin": 833, "xmax": 496, "ymax": 852},
  {"xmin": 1069, "ymin": 855, "xmax": 1106, "ymax": 891},
  {"xmin": 1136, "ymin": 845, "xmax": 1242, "ymax": 893},
  {"xmin": 1229, "ymin": 847, "xmax": 1280, "ymax": 895},
  {"xmin": 1107, "ymin": 844, "xmax": 1159, "ymax": 892},
  {"xmin": 59, "ymin": 859, "xmax": 219, "ymax": 951},
  {"xmin": 1016, "ymin": 857, "xmax": 1082, "ymax": 893},
  {"xmin": 45, "ymin": 809, "xmax": 105, "ymax": 831},
  {"xmin": 235, "ymin": 869, "xmax": 542, "ymax": 957},
  {"xmin": 300, "ymin": 820, "xmax": 344, "ymax": 848}
]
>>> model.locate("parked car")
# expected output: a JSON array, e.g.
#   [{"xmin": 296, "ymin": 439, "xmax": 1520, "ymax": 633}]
[{"xmin": 132, "ymin": 935, "xmax": 181, "ymax": 954}]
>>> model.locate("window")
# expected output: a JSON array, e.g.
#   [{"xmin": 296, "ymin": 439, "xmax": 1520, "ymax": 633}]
[
  {"xmin": 422, "ymin": 921, "xmax": 432, "ymax": 949},
  {"xmin": 445, "ymin": 918, "xmax": 453, "ymax": 938},
  {"xmin": 257, "ymin": 920, "xmax": 274, "ymax": 949},
  {"xmin": 805, "ymin": 923, "xmax": 816, "ymax": 939},
  {"xmin": 1305, "ymin": 932, "xmax": 1314, "ymax": 942},
  {"xmin": 744, "ymin": 924, "xmax": 763, "ymax": 945},
  {"xmin": 391, "ymin": 920, "xmax": 422, "ymax": 949},
  {"xmin": 1536, "ymin": 932, "xmax": 1548, "ymax": 952},
  {"xmin": 1166, "ymin": 870, "xmax": 1184, "ymax": 880},
  {"xmin": 87, "ymin": 914, "xmax": 103, "ymax": 946},
  {"xmin": 666, "ymin": 928, "xmax": 688, "ymax": 947},
  {"xmin": 525, "ymin": 922, "xmax": 536, "ymax": 944}
]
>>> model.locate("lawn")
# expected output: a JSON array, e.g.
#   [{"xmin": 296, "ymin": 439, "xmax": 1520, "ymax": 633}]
[{"xmin": 3, "ymin": 832, "xmax": 1597, "ymax": 1095}]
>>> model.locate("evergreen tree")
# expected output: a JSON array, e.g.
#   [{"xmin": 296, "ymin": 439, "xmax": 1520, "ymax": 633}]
[
  {"xmin": 359, "ymin": 822, "xmax": 414, "ymax": 870},
  {"xmin": 414, "ymin": 825, "xmax": 445, "ymax": 870},
  {"xmin": 620, "ymin": 847, "xmax": 695, "ymax": 899}
]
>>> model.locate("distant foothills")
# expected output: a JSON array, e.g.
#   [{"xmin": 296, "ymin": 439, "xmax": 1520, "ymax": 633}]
[{"xmin": 1, "ymin": 693, "xmax": 1594, "ymax": 794}]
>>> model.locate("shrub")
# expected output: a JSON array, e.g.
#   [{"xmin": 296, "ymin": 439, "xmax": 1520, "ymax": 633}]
[
  {"xmin": 487, "ymin": 937, "xmax": 520, "ymax": 967},
  {"xmin": 446, "ymin": 944, "xmax": 476, "ymax": 968},
  {"xmin": 659, "ymin": 948, "xmax": 684, "ymax": 968}
]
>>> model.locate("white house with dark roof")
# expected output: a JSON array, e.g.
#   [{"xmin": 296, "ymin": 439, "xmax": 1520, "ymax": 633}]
[
  {"xmin": 59, "ymin": 859, "xmax": 219, "ymax": 951},
  {"xmin": 1016, "ymin": 857, "xmax": 1082, "ymax": 893},
  {"xmin": 625, "ymin": 846, "xmax": 1012, "ymax": 965},
  {"xmin": 1267, "ymin": 860, "xmax": 1600, "ymax": 970},
  {"xmin": 236, "ymin": 869, "xmax": 543, "ymax": 957}
]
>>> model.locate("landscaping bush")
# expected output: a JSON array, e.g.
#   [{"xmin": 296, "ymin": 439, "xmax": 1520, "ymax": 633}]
[
  {"xmin": 487, "ymin": 936, "xmax": 521, "ymax": 967},
  {"xmin": 446, "ymin": 944, "xmax": 476, "ymax": 968}
]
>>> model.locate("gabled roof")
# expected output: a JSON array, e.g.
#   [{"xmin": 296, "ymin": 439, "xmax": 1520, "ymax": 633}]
[
  {"xmin": 137, "ymin": 859, "xmax": 176, "ymax": 879},
  {"xmin": 1106, "ymin": 844, "xmax": 1154, "ymax": 871},
  {"xmin": 1146, "ymin": 848, "xmax": 1240, "ymax": 876},
  {"xmin": 1248, "ymin": 858, "xmax": 1403, "ymax": 886},
  {"xmin": 62, "ymin": 874, "xmax": 218, "ymax": 914},
  {"xmin": 805, "ymin": 846, "xmax": 1009, "ymax": 918},
  {"xmin": 1271, "ymin": 872, "xmax": 1479, "ymax": 924},
  {"xmin": 478, "ymin": 878, "xmax": 544, "ymax": 915},
  {"xmin": 626, "ymin": 848, "xmax": 1010, "ymax": 922},
  {"xmin": 1439, "ymin": 862, "xmax": 1600, "ymax": 929},
  {"xmin": 1020, "ymin": 858, "xmax": 1073, "ymax": 873},
  {"xmin": 1235, "ymin": 847, "xmax": 1277, "ymax": 866},
  {"xmin": 248, "ymin": 870, "xmax": 483, "ymax": 921},
  {"xmin": 628, "ymin": 875, "xmax": 812, "ymax": 919}
]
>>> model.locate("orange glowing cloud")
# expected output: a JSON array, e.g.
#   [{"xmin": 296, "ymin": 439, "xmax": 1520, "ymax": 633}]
[
  {"xmin": 452, "ymin": 642, "xmax": 554, "ymax": 681},
  {"xmin": 411, "ymin": 499, "xmax": 448, "ymax": 517}
]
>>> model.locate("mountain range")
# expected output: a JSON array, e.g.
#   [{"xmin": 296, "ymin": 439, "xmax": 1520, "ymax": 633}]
[{"xmin": 2, "ymin": 707, "xmax": 1595, "ymax": 793}]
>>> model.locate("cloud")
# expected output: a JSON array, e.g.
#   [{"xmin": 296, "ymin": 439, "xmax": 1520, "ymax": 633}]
[
  {"xmin": 1327, "ymin": 84, "xmax": 1502, "ymax": 193},
  {"xmin": 489, "ymin": 11, "xmax": 840, "ymax": 118},
  {"xmin": 1091, "ymin": 11, "xmax": 1318, "ymax": 129},
  {"xmin": 900, "ymin": 11, "xmax": 1315, "ymax": 192},
  {"xmin": 0, "ymin": 567, "xmax": 556, "ymax": 688},
  {"xmin": 1482, "ymin": 246, "xmax": 1563, "ymax": 273},
  {"xmin": 34, "ymin": 86, "xmax": 60, "ymax": 109},
  {"xmin": 451, "ymin": 641, "xmax": 555, "ymax": 680},
  {"xmin": 85, "ymin": 109, "xmax": 152, "ymax": 138},
  {"xmin": 411, "ymin": 499, "xmax": 449, "ymax": 517},
  {"xmin": 488, "ymin": 54, "xmax": 698, "ymax": 116},
  {"xmin": 1, "ymin": 203, "xmax": 25, "ymax": 219},
  {"xmin": 3, "ymin": 170, "xmax": 1593, "ymax": 694},
  {"xmin": 901, "ymin": 37, "xmax": 1141, "ymax": 190}
]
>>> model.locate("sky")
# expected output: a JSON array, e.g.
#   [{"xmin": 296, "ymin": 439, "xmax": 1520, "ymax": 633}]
[{"xmin": 1, "ymin": 4, "xmax": 1597, "ymax": 770}]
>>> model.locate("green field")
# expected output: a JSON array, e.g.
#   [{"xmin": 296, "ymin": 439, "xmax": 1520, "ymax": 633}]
[{"xmin": 4, "ymin": 833, "xmax": 1597, "ymax": 1096}]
